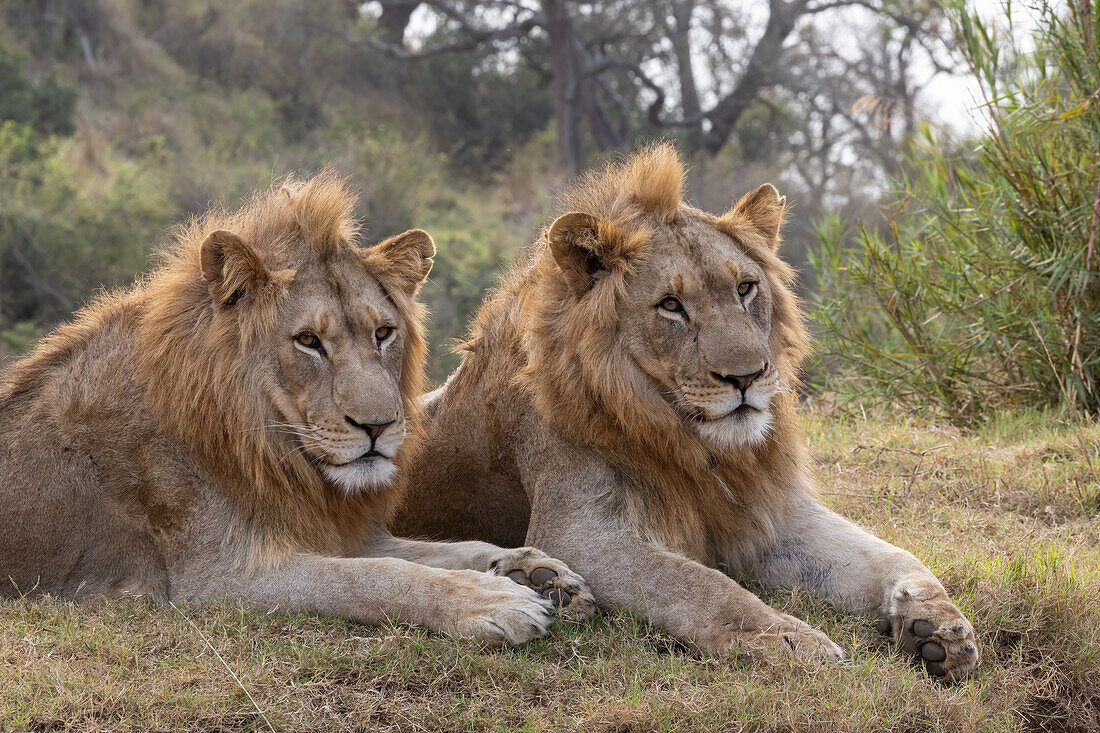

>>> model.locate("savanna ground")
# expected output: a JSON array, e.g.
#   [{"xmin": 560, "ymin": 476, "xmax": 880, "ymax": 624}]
[{"xmin": 2, "ymin": 409, "xmax": 1096, "ymax": 733}]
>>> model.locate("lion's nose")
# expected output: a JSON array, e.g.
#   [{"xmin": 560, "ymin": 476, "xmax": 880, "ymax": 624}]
[
  {"xmin": 345, "ymin": 416, "xmax": 396, "ymax": 441},
  {"xmin": 711, "ymin": 364, "xmax": 767, "ymax": 392}
]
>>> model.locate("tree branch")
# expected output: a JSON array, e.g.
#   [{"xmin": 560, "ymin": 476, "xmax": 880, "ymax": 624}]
[{"xmin": 363, "ymin": 0, "xmax": 541, "ymax": 59}]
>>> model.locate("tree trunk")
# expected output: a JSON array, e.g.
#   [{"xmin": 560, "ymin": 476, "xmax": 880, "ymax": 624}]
[
  {"xmin": 703, "ymin": 0, "xmax": 802, "ymax": 154},
  {"xmin": 378, "ymin": 1, "xmax": 420, "ymax": 46},
  {"xmin": 544, "ymin": 0, "xmax": 585, "ymax": 171},
  {"xmin": 668, "ymin": 0, "xmax": 703, "ymax": 146}
]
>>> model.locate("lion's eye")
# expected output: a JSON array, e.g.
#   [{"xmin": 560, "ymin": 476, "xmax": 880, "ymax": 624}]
[
  {"xmin": 295, "ymin": 332, "xmax": 324, "ymax": 353},
  {"xmin": 737, "ymin": 281, "xmax": 757, "ymax": 298},
  {"xmin": 375, "ymin": 326, "xmax": 394, "ymax": 343},
  {"xmin": 658, "ymin": 297, "xmax": 685, "ymax": 314}
]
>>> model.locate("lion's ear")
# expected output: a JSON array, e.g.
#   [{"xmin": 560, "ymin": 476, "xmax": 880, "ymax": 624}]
[
  {"xmin": 727, "ymin": 183, "xmax": 786, "ymax": 250},
  {"xmin": 369, "ymin": 228, "xmax": 436, "ymax": 296},
  {"xmin": 200, "ymin": 229, "xmax": 271, "ymax": 307},
  {"xmin": 548, "ymin": 212, "xmax": 616, "ymax": 295}
]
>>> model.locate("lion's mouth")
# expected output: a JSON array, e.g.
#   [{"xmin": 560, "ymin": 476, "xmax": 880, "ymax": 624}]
[
  {"xmin": 686, "ymin": 403, "xmax": 760, "ymax": 423},
  {"xmin": 331, "ymin": 449, "xmax": 388, "ymax": 467}
]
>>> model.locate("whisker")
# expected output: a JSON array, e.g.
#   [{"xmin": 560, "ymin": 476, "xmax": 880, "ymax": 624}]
[{"xmin": 278, "ymin": 444, "xmax": 317, "ymax": 464}]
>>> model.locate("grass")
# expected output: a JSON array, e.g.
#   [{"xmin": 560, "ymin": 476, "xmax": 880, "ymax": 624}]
[{"xmin": 2, "ymin": 409, "xmax": 1098, "ymax": 732}]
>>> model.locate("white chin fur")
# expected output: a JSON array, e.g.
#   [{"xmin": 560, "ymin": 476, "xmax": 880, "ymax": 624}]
[
  {"xmin": 321, "ymin": 458, "xmax": 398, "ymax": 494},
  {"xmin": 694, "ymin": 409, "xmax": 774, "ymax": 450}
]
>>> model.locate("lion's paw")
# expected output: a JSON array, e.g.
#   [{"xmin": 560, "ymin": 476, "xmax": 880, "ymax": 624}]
[
  {"xmin": 759, "ymin": 614, "xmax": 847, "ymax": 663},
  {"xmin": 488, "ymin": 547, "xmax": 597, "ymax": 622},
  {"xmin": 712, "ymin": 613, "xmax": 847, "ymax": 664},
  {"xmin": 878, "ymin": 575, "xmax": 980, "ymax": 681},
  {"xmin": 447, "ymin": 571, "xmax": 556, "ymax": 647}
]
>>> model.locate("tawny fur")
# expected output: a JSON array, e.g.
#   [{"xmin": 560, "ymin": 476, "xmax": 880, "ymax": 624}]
[
  {"xmin": 0, "ymin": 171, "xmax": 595, "ymax": 645},
  {"xmin": 137, "ymin": 175, "xmax": 420, "ymax": 562},
  {"xmin": 394, "ymin": 143, "xmax": 981, "ymax": 679}
]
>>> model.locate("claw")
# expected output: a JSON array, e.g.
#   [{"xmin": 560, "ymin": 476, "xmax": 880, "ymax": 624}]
[{"xmin": 545, "ymin": 588, "xmax": 571, "ymax": 607}]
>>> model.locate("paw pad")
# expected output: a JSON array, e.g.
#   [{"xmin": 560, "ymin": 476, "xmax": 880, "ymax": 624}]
[
  {"xmin": 911, "ymin": 619, "xmax": 946, "ymax": 662},
  {"xmin": 490, "ymin": 548, "xmax": 597, "ymax": 621},
  {"xmin": 912, "ymin": 619, "xmax": 935, "ymax": 637},
  {"xmin": 879, "ymin": 607, "xmax": 979, "ymax": 680},
  {"xmin": 530, "ymin": 567, "xmax": 558, "ymax": 586},
  {"xmin": 920, "ymin": 642, "xmax": 946, "ymax": 662},
  {"xmin": 503, "ymin": 565, "xmax": 573, "ymax": 608}
]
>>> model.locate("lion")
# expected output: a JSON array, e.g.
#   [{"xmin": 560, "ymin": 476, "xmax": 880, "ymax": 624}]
[
  {"xmin": 0, "ymin": 171, "xmax": 595, "ymax": 646},
  {"xmin": 393, "ymin": 144, "xmax": 980, "ymax": 679}
]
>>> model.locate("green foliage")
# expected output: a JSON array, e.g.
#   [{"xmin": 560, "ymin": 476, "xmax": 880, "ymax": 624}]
[
  {"xmin": 139, "ymin": 0, "xmax": 384, "ymax": 139},
  {"xmin": 418, "ymin": 193, "xmax": 523, "ymax": 383},
  {"xmin": 730, "ymin": 97, "xmax": 800, "ymax": 166},
  {"xmin": 0, "ymin": 121, "xmax": 174, "ymax": 325},
  {"xmin": 0, "ymin": 321, "xmax": 37, "ymax": 354},
  {"xmin": 0, "ymin": 44, "xmax": 76, "ymax": 136},
  {"xmin": 812, "ymin": 1, "xmax": 1100, "ymax": 420},
  {"xmin": 344, "ymin": 126, "xmax": 444, "ymax": 238}
]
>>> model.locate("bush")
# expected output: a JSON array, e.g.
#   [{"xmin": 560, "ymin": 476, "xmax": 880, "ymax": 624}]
[
  {"xmin": 812, "ymin": 0, "xmax": 1100, "ymax": 421},
  {"xmin": 0, "ymin": 122, "xmax": 174, "ymax": 328},
  {"xmin": 417, "ymin": 192, "xmax": 524, "ymax": 383},
  {"xmin": 0, "ymin": 44, "xmax": 77, "ymax": 136}
]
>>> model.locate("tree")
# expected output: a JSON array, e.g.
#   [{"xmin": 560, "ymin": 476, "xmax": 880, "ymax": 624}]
[{"xmin": 364, "ymin": 0, "xmax": 951, "ymax": 171}]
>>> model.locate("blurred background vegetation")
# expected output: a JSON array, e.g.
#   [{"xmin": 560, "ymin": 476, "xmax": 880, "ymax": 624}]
[
  {"xmin": 0, "ymin": 0, "xmax": 1096, "ymax": 422},
  {"xmin": 814, "ymin": 0, "xmax": 1100, "ymax": 421}
]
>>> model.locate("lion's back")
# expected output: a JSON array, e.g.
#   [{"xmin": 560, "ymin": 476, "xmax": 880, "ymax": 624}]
[{"xmin": 393, "ymin": 296, "xmax": 534, "ymax": 546}]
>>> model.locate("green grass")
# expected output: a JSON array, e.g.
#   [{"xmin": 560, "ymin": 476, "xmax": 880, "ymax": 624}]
[{"xmin": 3, "ymin": 410, "xmax": 1098, "ymax": 732}]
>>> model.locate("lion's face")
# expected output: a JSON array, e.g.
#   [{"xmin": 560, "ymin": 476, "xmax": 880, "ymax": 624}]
[
  {"xmin": 619, "ymin": 210, "xmax": 778, "ymax": 448},
  {"xmin": 268, "ymin": 252, "xmax": 408, "ymax": 492},
  {"xmin": 545, "ymin": 181, "xmax": 790, "ymax": 451},
  {"xmin": 199, "ymin": 226, "xmax": 434, "ymax": 494}
]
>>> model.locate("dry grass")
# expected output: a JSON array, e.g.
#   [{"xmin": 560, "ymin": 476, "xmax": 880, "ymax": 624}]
[{"xmin": 2, "ymin": 410, "xmax": 1098, "ymax": 732}]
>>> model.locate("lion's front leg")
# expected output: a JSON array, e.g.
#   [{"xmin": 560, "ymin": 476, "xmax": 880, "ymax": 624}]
[
  {"xmin": 179, "ymin": 552, "xmax": 557, "ymax": 648},
  {"xmin": 516, "ymin": 428, "xmax": 846, "ymax": 663},
  {"xmin": 519, "ymin": 481, "xmax": 841, "ymax": 662},
  {"xmin": 755, "ymin": 497, "xmax": 979, "ymax": 680},
  {"xmin": 360, "ymin": 532, "xmax": 596, "ymax": 620},
  {"xmin": 527, "ymin": 513, "xmax": 845, "ymax": 662}
]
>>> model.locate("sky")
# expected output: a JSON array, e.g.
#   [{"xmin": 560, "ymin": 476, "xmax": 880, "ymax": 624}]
[{"xmin": 919, "ymin": 0, "xmax": 1045, "ymax": 134}]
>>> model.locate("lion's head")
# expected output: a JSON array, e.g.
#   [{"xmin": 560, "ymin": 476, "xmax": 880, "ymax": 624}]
[
  {"xmin": 201, "ymin": 221, "xmax": 433, "ymax": 493},
  {"xmin": 136, "ymin": 172, "xmax": 433, "ymax": 551},
  {"xmin": 520, "ymin": 143, "xmax": 807, "ymax": 464}
]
